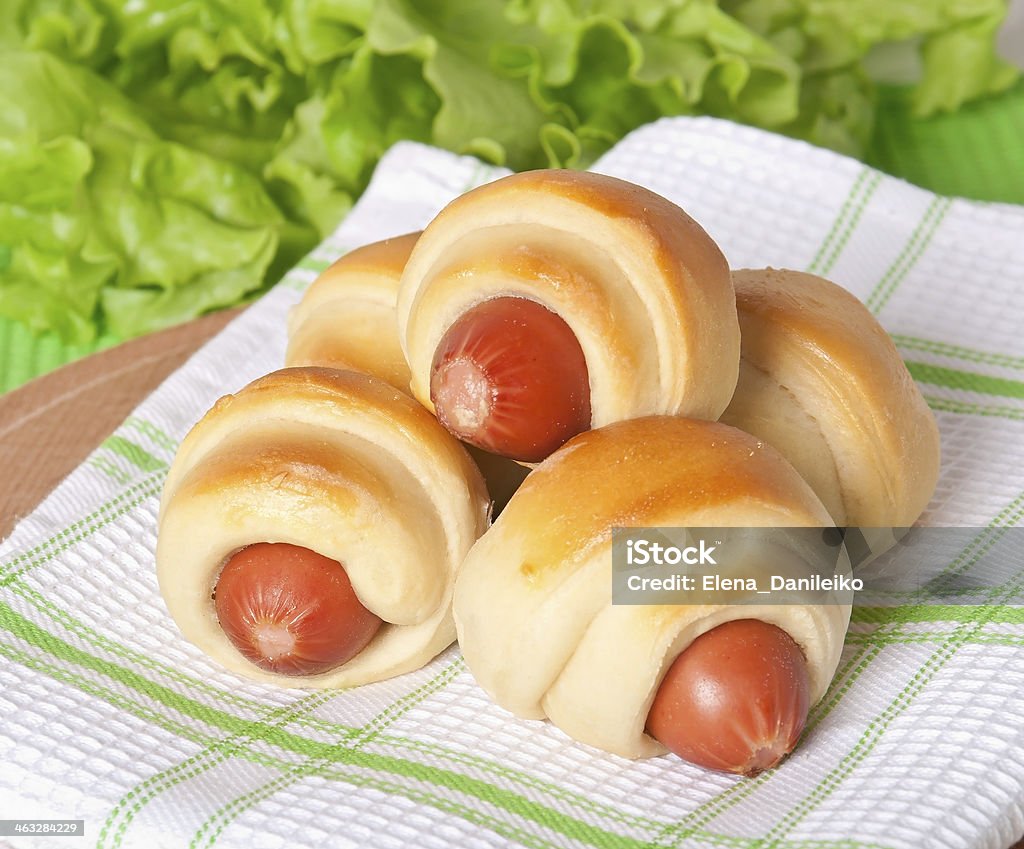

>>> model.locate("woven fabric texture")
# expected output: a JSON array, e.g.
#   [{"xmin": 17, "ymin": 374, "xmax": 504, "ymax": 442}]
[{"xmin": 1, "ymin": 118, "xmax": 1023, "ymax": 849}]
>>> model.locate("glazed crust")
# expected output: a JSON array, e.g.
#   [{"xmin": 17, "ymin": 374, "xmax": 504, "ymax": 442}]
[
  {"xmin": 396, "ymin": 169, "xmax": 740, "ymax": 431},
  {"xmin": 157, "ymin": 367, "xmax": 490, "ymax": 688},
  {"xmin": 720, "ymin": 269, "xmax": 941, "ymax": 528},
  {"xmin": 286, "ymin": 233, "xmax": 420, "ymax": 392},
  {"xmin": 453, "ymin": 416, "xmax": 851, "ymax": 759}
]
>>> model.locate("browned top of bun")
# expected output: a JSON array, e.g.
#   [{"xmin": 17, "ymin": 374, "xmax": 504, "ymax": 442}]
[
  {"xmin": 731, "ymin": 268, "xmax": 940, "ymax": 527},
  {"xmin": 498, "ymin": 415, "xmax": 831, "ymax": 586}
]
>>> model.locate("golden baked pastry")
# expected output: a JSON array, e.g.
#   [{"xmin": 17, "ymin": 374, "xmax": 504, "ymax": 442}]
[
  {"xmin": 396, "ymin": 169, "xmax": 740, "ymax": 463},
  {"xmin": 454, "ymin": 416, "xmax": 851, "ymax": 768},
  {"xmin": 721, "ymin": 268, "xmax": 941, "ymax": 530},
  {"xmin": 157, "ymin": 367, "xmax": 490, "ymax": 687}
]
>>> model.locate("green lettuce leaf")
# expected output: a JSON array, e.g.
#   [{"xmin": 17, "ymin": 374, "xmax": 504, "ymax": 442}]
[
  {"xmin": 724, "ymin": 0, "xmax": 1020, "ymax": 115},
  {"xmin": 367, "ymin": 0, "xmax": 559, "ymax": 169},
  {"xmin": 0, "ymin": 51, "xmax": 282, "ymax": 342},
  {"xmin": 1, "ymin": 0, "xmax": 1017, "ymax": 344}
]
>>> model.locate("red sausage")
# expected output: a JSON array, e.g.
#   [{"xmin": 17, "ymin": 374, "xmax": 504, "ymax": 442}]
[
  {"xmin": 646, "ymin": 619, "xmax": 811, "ymax": 776},
  {"xmin": 430, "ymin": 297, "xmax": 591, "ymax": 463},
  {"xmin": 214, "ymin": 543, "xmax": 383, "ymax": 676}
]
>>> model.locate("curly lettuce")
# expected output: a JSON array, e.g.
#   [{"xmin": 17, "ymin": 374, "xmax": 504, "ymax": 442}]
[
  {"xmin": 1, "ymin": 0, "xmax": 1016, "ymax": 343},
  {"xmin": 0, "ymin": 52, "xmax": 282, "ymax": 342}
]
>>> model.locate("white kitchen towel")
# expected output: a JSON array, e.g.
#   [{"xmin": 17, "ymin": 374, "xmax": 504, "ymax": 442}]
[{"xmin": 1, "ymin": 117, "xmax": 1023, "ymax": 849}]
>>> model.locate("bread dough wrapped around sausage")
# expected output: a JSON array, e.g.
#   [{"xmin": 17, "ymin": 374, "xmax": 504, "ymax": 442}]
[
  {"xmin": 286, "ymin": 232, "xmax": 420, "ymax": 392},
  {"xmin": 396, "ymin": 169, "xmax": 740, "ymax": 461},
  {"xmin": 720, "ymin": 268, "xmax": 940, "ymax": 534},
  {"xmin": 453, "ymin": 416, "xmax": 851, "ymax": 760},
  {"xmin": 285, "ymin": 234, "xmax": 529, "ymax": 511},
  {"xmin": 157, "ymin": 367, "xmax": 490, "ymax": 687}
]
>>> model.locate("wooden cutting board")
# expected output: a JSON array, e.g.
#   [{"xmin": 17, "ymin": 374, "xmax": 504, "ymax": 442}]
[{"xmin": 0, "ymin": 308, "xmax": 242, "ymax": 541}]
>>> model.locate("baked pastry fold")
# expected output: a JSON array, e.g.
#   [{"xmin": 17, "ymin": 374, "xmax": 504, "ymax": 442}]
[
  {"xmin": 721, "ymin": 268, "xmax": 941, "ymax": 531},
  {"xmin": 158, "ymin": 367, "xmax": 490, "ymax": 687},
  {"xmin": 286, "ymin": 232, "xmax": 420, "ymax": 392},
  {"xmin": 396, "ymin": 169, "xmax": 741, "ymax": 430},
  {"xmin": 453, "ymin": 416, "xmax": 852, "ymax": 758}
]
